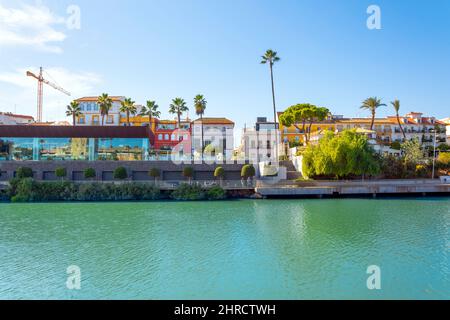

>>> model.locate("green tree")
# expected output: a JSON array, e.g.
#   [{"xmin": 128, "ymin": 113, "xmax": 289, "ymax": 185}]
[
  {"xmin": 261, "ymin": 49, "xmax": 281, "ymax": 158},
  {"xmin": 214, "ymin": 166, "xmax": 225, "ymax": 185},
  {"xmin": 55, "ymin": 167, "xmax": 67, "ymax": 181},
  {"xmin": 140, "ymin": 100, "xmax": 161, "ymax": 125},
  {"xmin": 391, "ymin": 100, "xmax": 406, "ymax": 139},
  {"xmin": 401, "ymin": 138, "xmax": 425, "ymax": 166},
  {"xmin": 169, "ymin": 98, "xmax": 189, "ymax": 128},
  {"xmin": 241, "ymin": 164, "xmax": 256, "ymax": 179},
  {"xmin": 16, "ymin": 167, "xmax": 33, "ymax": 179},
  {"xmin": 66, "ymin": 101, "xmax": 81, "ymax": 126},
  {"xmin": 302, "ymin": 130, "xmax": 380, "ymax": 179},
  {"xmin": 360, "ymin": 97, "xmax": 386, "ymax": 130},
  {"xmin": 182, "ymin": 166, "xmax": 194, "ymax": 184},
  {"xmin": 98, "ymin": 93, "xmax": 113, "ymax": 126},
  {"xmin": 114, "ymin": 167, "xmax": 128, "ymax": 180},
  {"xmin": 279, "ymin": 104, "xmax": 330, "ymax": 144},
  {"xmin": 120, "ymin": 98, "xmax": 137, "ymax": 126},
  {"xmin": 148, "ymin": 168, "xmax": 161, "ymax": 183},
  {"xmin": 84, "ymin": 168, "xmax": 96, "ymax": 180},
  {"xmin": 194, "ymin": 94, "xmax": 207, "ymax": 153}
]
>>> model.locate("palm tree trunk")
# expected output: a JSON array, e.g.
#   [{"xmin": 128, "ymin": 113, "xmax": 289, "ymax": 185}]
[
  {"xmin": 127, "ymin": 111, "xmax": 130, "ymax": 126},
  {"xmin": 177, "ymin": 112, "xmax": 181, "ymax": 129},
  {"xmin": 269, "ymin": 63, "xmax": 279, "ymax": 161},
  {"xmin": 370, "ymin": 110, "xmax": 376, "ymax": 130},
  {"xmin": 102, "ymin": 115, "xmax": 104, "ymax": 126},
  {"xmin": 397, "ymin": 113, "xmax": 406, "ymax": 139},
  {"xmin": 200, "ymin": 113, "xmax": 204, "ymax": 157},
  {"xmin": 73, "ymin": 115, "xmax": 76, "ymax": 126}
]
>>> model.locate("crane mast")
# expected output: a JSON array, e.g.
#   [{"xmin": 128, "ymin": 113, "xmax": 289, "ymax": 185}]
[{"xmin": 26, "ymin": 67, "xmax": 71, "ymax": 123}]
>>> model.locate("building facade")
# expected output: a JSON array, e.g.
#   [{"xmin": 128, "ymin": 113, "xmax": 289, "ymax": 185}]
[
  {"xmin": 75, "ymin": 96, "xmax": 127, "ymax": 126},
  {"xmin": 191, "ymin": 118, "xmax": 235, "ymax": 160},
  {"xmin": 241, "ymin": 117, "xmax": 280, "ymax": 163},
  {"xmin": 278, "ymin": 111, "xmax": 447, "ymax": 148},
  {"xmin": 0, "ymin": 126, "xmax": 153, "ymax": 162},
  {"xmin": 0, "ymin": 112, "xmax": 35, "ymax": 125}
]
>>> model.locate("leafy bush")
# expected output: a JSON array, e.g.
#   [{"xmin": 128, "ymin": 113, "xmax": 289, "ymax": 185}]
[
  {"xmin": 437, "ymin": 153, "xmax": 450, "ymax": 166},
  {"xmin": 437, "ymin": 144, "xmax": 450, "ymax": 152},
  {"xmin": 9, "ymin": 179, "xmax": 161, "ymax": 202},
  {"xmin": 114, "ymin": 167, "xmax": 128, "ymax": 180},
  {"xmin": 415, "ymin": 164, "xmax": 429, "ymax": 178},
  {"xmin": 171, "ymin": 183, "xmax": 205, "ymax": 201},
  {"xmin": 16, "ymin": 167, "xmax": 33, "ymax": 179},
  {"xmin": 55, "ymin": 167, "xmax": 67, "ymax": 180},
  {"xmin": 390, "ymin": 141, "xmax": 401, "ymax": 150},
  {"xmin": 84, "ymin": 168, "xmax": 96, "ymax": 179},
  {"xmin": 206, "ymin": 186, "xmax": 227, "ymax": 200},
  {"xmin": 241, "ymin": 165, "xmax": 256, "ymax": 179}
]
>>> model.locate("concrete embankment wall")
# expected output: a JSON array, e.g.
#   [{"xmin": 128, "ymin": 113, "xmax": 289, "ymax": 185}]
[
  {"xmin": 256, "ymin": 180, "xmax": 450, "ymax": 198},
  {"xmin": 0, "ymin": 161, "xmax": 245, "ymax": 182}
]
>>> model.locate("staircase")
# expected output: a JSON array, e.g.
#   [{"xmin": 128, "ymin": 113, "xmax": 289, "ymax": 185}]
[{"xmin": 280, "ymin": 160, "xmax": 303, "ymax": 180}]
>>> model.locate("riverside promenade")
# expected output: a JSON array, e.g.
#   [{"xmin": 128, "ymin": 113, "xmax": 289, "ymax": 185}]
[{"xmin": 255, "ymin": 179, "xmax": 450, "ymax": 198}]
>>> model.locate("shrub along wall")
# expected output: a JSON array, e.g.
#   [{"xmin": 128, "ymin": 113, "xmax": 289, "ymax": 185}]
[{"xmin": 4, "ymin": 178, "xmax": 229, "ymax": 203}]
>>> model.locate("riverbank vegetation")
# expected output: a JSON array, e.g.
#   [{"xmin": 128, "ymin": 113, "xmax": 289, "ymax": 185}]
[
  {"xmin": 2, "ymin": 178, "xmax": 229, "ymax": 203},
  {"xmin": 301, "ymin": 129, "xmax": 450, "ymax": 180}
]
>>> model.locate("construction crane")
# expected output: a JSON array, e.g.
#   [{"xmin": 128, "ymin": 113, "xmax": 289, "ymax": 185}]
[{"xmin": 26, "ymin": 67, "xmax": 71, "ymax": 123}]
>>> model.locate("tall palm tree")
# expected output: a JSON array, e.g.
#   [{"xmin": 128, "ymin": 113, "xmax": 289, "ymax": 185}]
[
  {"xmin": 169, "ymin": 98, "xmax": 189, "ymax": 128},
  {"xmin": 119, "ymin": 98, "xmax": 137, "ymax": 126},
  {"xmin": 261, "ymin": 49, "xmax": 281, "ymax": 160},
  {"xmin": 391, "ymin": 99, "xmax": 406, "ymax": 140},
  {"xmin": 140, "ymin": 100, "xmax": 161, "ymax": 127},
  {"xmin": 66, "ymin": 101, "xmax": 81, "ymax": 126},
  {"xmin": 360, "ymin": 97, "xmax": 386, "ymax": 130},
  {"xmin": 194, "ymin": 94, "xmax": 207, "ymax": 153},
  {"xmin": 98, "ymin": 93, "xmax": 113, "ymax": 126}
]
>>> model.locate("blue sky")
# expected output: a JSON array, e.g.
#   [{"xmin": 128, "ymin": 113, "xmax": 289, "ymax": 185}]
[{"xmin": 0, "ymin": 0, "xmax": 449, "ymax": 133}]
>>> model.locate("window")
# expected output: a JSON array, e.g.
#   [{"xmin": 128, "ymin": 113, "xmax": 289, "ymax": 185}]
[
  {"xmin": 86, "ymin": 103, "xmax": 92, "ymax": 111},
  {"xmin": 78, "ymin": 115, "xmax": 85, "ymax": 124},
  {"xmin": 92, "ymin": 115, "xmax": 100, "ymax": 125},
  {"xmin": 94, "ymin": 104, "xmax": 99, "ymax": 111},
  {"xmin": 171, "ymin": 134, "xmax": 177, "ymax": 141},
  {"xmin": 295, "ymin": 136, "xmax": 300, "ymax": 142},
  {"xmin": 164, "ymin": 134, "xmax": 169, "ymax": 141},
  {"xmin": 107, "ymin": 115, "xmax": 114, "ymax": 124},
  {"xmin": 79, "ymin": 104, "xmax": 85, "ymax": 111},
  {"xmin": 158, "ymin": 134, "xmax": 163, "ymax": 140},
  {"xmin": 0, "ymin": 138, "xmax": 34, "ymax": 161}
]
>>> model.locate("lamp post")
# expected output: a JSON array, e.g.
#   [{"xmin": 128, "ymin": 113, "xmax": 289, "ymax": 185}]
[{"xmin": 432, "ymin": 129, "xmax": 437, "ymax": 180}]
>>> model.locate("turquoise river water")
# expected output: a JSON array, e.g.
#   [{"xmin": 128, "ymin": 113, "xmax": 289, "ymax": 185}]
[{"xmin": 0, "ymin": 198, "xmax": 449, "ymax": 300}]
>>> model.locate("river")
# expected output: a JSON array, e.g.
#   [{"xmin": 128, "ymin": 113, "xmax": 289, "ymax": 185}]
[{"xmin": 0, "ymin": 198, "xmax": 449, "ymax": 299}]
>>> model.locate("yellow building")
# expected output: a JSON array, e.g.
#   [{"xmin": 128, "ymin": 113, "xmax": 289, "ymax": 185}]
[{"xmin": 278, "ymin": 111, "xmax": 448, "ymax": 147}]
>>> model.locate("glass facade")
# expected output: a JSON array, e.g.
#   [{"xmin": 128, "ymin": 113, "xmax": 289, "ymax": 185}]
[{"xmin": 0, "ymin": 137, "xmax": 149, "ymax": 161}]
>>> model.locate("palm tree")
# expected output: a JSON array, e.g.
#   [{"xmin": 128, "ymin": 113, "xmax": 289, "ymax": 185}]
[
  {"xmin": 391, "ymin": 99, "xmax": 406, "ymax": 140},
  {"xmin": 261, "ymin": 49, "xmax": 281, "ymax": 160},
  {"xmin": 360, "ymin": 97, "xmax": 386, "ymax": 130},
  {"xmin": 120, "ymin": 98, "xmax": 137, "ymax": 126},
  {"xmin": 140, "ymin": 100, "xmax": 161, "ymax": 127},
  {"xmin": 98, "ymin": 93, "xmax": 113, "ymax": 126},
  {"xmin": 194, "ymin": 94, "xmax": 207, "ymax": 153},
  {"xmin": 169, "ymin": 98, "xmax": 189, "ymax": 128},
  {"xmin": 66, "ymin": 101, "xmax": 81, "ymax": 126}
]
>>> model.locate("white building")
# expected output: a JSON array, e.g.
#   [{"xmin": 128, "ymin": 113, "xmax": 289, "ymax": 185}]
[
  {"xmin": 75, "ymin": 96, "xmax": 126, "ymax": 126},
  {"xmin": 0, "ymin": 112, "xmax": 34, "ymax": 125},
  {"xmin": 191, "ymin": 118, "xmax": 235, "ymax": 159},
  {"xmin": 440, "ymin": 118, "xmax": 450, "ymax": 144},
  {"xmin": 241, "ymin": 117, "xmax": 281, "ymax": 163}
]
